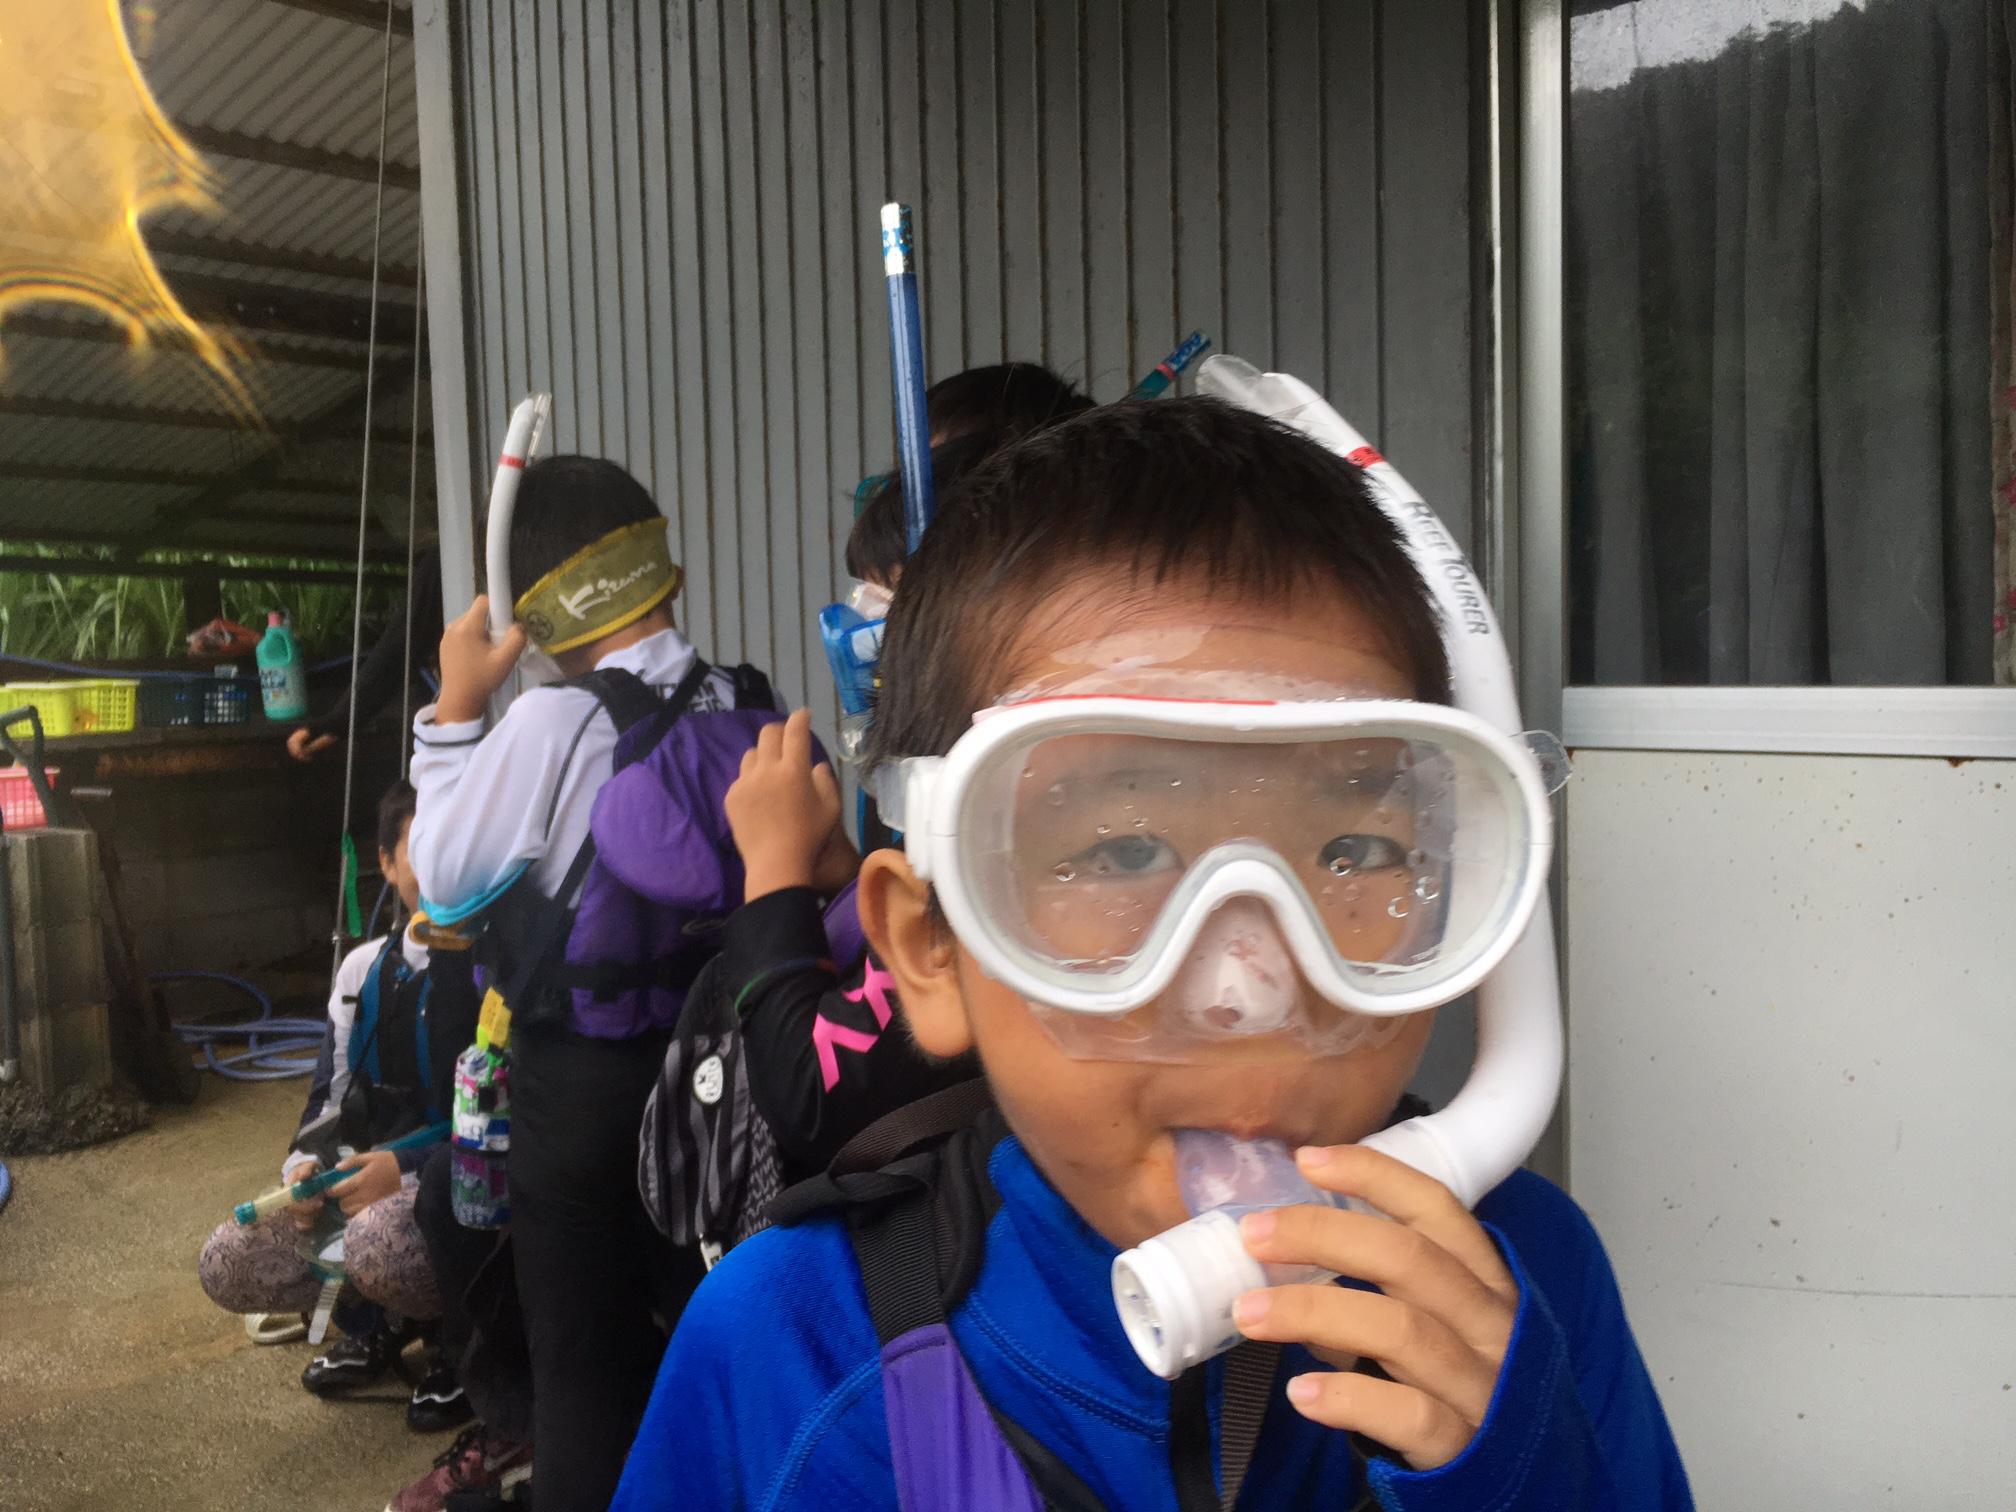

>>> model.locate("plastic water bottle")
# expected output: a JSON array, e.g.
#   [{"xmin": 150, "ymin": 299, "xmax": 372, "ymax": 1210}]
[
  {"xmin": 451, "ymin": 1041, "xmax": 511, "ymax": 1228},
  {"xmin": 256, "ymin": 611, "xmax": 308, "ymax": 721}
]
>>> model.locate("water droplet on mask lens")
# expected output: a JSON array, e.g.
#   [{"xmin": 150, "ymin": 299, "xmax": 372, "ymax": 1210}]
[
  {"xmin": 1169, "ymin": 778, "xmax": 1183, "ymax": 788},
  {"xmin": 1387, "ymin": 897, "xmax": 1412, "ymax": 919},
  {"xmin": 1414, "ymin": 875, "xmax": 1441, "ymax": 901},
  {"xmin": 1328, "ymin": 855, "xmax": 1356, "ymax": 876},
  {"xmin": 1020, "ymin": 766, "xmax": 1036, "ymax": 780},
  {"xmin": 1046, "ymin": 783, "xmax": 1066, "ymax": 807},
  {"xmin": 1052, "ymin": 863, "xmax": 1077, "ymax": 882},
  {"xmin": 1132, "ymin": 817, "xmax": 1148, "ymax": 829},
  {"xmin": 1095, "ymin": 823, "xmax": 1111, "ymax": 835}
]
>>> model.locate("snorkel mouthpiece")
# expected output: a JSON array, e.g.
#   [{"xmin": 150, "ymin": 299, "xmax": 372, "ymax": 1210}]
[{"xmin": 1114, "ymin": 1131, "xmax": 1344, "ymax": 1379}]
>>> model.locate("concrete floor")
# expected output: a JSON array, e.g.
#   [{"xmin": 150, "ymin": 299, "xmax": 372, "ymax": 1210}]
[{"xmin": 0, "ymin": 1076, "xmax": 446, "ymax": 1512}]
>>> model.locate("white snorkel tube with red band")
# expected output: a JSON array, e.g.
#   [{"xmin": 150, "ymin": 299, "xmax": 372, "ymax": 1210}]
[
  {"xmin": 1099, "ymin": 357, "xmax": 1567, "ymax": 1379},
  {"xmin": 485, "ymin": 393, "xmax": 553, "ymax": 640},
  {"xmin": 1196, "ymin": 354, "xmax": 1564, "ymax": 1211}
]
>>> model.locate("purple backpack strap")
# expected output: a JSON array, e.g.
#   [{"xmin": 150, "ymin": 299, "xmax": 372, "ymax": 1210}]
[
  {"xmin": 879, "ymin": 1321, "xmax": 1044, "ymax": 1511},
  {"xmin": 849, "ymin": 1179, "xmax": 1046, "ymax": 1511}
]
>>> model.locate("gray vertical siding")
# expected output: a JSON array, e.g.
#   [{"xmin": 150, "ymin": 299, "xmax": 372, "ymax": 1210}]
[{"xmin": 427, "ymin": 0, "xmax": 1478, "ymax": 721}]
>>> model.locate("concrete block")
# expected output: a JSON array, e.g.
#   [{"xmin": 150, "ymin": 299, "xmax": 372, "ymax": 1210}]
[{"xmin": 5, "ymin": 829, "xmax": 112, "ymax": 1097}]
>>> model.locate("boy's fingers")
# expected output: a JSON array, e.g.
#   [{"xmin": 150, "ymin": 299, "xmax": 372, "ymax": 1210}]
[
  {"xmin": 1282, "ymin": 1370, "xmax": 1473, "ymax": 1472},
  {"xmin": 1241, "ymin": 1207, "xmax": 1511, "ymax": 1354},
  {"xmin": 1235, "ymin": 1284, "xmax": 1498, "ymax": 1425},
  {"xmin": 754, "ymin": 718, "xmax": 785, "ymax": 762},
  {"xmin": 810, "ymin": 762, "xmax": 840, "ymax": 805},
  {"xmin": 458, "ymin": 596, "xmax": 489, "ymax": 631},
  {"xmin": 782, "ymin": 708, "xmax": 815, "ymax": 767},
  {"xmin": 1295, "ymin": 1145, "xmax": 1516, "ymax": 1298}
]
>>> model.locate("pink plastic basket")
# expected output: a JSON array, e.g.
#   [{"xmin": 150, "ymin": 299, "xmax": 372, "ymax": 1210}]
[{"xmin": 0, "ymin": 766, "xmax": 58, "ymax": 829}]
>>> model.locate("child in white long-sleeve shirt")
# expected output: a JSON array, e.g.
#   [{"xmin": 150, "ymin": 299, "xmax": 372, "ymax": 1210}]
[{"xmin": 405, "ymin": 453, "xmax": 776, "ymax": 1512}]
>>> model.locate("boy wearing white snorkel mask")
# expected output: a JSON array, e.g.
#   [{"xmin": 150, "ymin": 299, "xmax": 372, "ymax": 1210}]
[{"xmin": 614, "ymin": 398, "xmax": 1690, "ymax": 1510}]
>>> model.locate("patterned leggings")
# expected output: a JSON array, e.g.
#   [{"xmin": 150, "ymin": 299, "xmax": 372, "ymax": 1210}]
[{"xmin": 198, "ymin": 1173, "xmax": 441, "ymax": 1320}]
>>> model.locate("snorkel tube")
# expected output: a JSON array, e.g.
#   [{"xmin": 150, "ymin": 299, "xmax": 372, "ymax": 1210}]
[
  {"xmin": 1197, "ymin": 354, "xmax": 1562, "ymax": 1209},
  {"xmin": 484, "ymin": 393, "xmax": 553, "ymax": 640},
  {"xmin": 1107, "ymin": 358, "xmax": 1565, "ymax": 1379},
  {"xmin": 880, "ymin": 203, "xmax": 937, "ymax": 553}
]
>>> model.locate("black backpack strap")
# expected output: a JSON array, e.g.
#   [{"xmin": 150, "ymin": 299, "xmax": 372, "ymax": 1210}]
[
  {"xmin": 725, "ymin": 662, "xmax": 775, "ymax": 712},
  {"xmin": 561, "ymin": 665, "xmax": 668, "ymax": 735},
  {"xmin": 830, "ymin": 1078, "xmax": 998, "ymax": 1174}
]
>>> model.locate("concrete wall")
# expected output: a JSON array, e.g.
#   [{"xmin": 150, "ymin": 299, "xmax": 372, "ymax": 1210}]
[{"xmin": 1565, "ymin": 749, "xmax": 2016, "ymax": 1508}]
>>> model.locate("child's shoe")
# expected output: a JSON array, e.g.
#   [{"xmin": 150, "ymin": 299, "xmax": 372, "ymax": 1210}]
[
  {"xmin": 300, "ymin": 1326, "xmax": 404, "ymax": 1395},
  {"xmin": 385, "ymin": 1424, "xmax": 532, "ymax": 1512},
  {"xmin": 407, "ymin": 1352, "xmax": 475, "ymax": 1433}
]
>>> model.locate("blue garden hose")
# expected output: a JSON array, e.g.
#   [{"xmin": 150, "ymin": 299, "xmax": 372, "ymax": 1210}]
[
  {"xmin": 158, "ymin": 970, "xmax": 327, "ymax": 1081},
  {"xmin": 0, "ymin": 1161, "xmax": 12, "ymax": 1216}
]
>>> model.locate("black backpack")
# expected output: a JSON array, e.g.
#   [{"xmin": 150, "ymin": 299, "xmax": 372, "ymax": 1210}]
[{"xmin": 636, "ymin": 951, "xmax": 787, "ymax": 1267}]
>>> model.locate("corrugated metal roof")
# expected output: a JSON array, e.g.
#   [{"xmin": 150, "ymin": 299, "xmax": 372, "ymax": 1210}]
[{"xmin": 0, "ymin": 0, "xmax": 431, "ymax": 560}]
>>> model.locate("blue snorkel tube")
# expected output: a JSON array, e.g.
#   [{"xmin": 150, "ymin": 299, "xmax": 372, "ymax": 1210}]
[
  {"xmin": 820, "ymin": 202, "xmax": 937, "ymax": 772},
  {"xmin": 881, "ymin": 202, "xmax": 938, "ymax": 553}
]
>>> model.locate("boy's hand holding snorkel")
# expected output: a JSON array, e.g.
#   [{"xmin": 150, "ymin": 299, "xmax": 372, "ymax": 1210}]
[
  {"xmin": 434, "ymin": 595, "xmax": 529, "ymax": 725},
  {"xmin": 726, "ymin": 709, "xmax": 859, "ymax": 901},
  {"xmin": 1232, "ymin": 1144, "xmax": 1518, "ymax": 1470}
]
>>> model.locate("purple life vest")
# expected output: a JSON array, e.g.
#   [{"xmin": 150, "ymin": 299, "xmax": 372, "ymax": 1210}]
[{"xmin": 483, "ymin": 662, "xmax": 789, "ymax": 1040}]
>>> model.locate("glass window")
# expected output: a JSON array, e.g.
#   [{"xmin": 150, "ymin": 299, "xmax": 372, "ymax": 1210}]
[{"xmin": 1566, "ymin": 0, "xmax": 2013, "ymax": 686}]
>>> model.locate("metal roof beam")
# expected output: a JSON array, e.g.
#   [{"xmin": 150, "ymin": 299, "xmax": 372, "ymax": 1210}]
[
  {"xmin": 0, "ymin": 522, "xmax": 406, "ymax": 564},
  {"xmin": 168, "ymin": 270, "xmax": 417, "ymax": 347},
  {"xmin": 262, "ymin": 0, "xmax": 414, "ymax": 39},
  {"xmin": 147, "ymin": 229, "xmax": 419, "ymax": 289},
  {"xmin": 0, "ymin": 462, "xmax": 362, "ymax": 497},
  {"xmin": 146, "ymin": 365, "xmax": 423, "ymax": 542},
  {"xmin": 0, "ymin": 553, "xmax": 406, "ymax": 585},
  {"xmin": 173, "ymin": 122, "xmax": 421, "ymax": 192},
  {"xmin": 0, "ymin": 395, "xmax": 426, "ymax": 445},
  {"xmin": 0, "ymin": 312, "xmax": 381, "ymax": 373}
]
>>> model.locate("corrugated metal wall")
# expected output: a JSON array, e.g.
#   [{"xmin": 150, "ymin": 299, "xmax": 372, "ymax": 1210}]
[{"xmin": 426, "ymin": 0, "xmax": 1478, "ymax": 716}]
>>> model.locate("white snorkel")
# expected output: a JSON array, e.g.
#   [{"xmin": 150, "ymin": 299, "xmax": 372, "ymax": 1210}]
[
  {"xmin": 485, "ymin": 393, "xmax": 552, "ymax": 639},
  {"xmin": 1109, "ymin": 356, "xmax": 1565, "ymax": 1378},
  {"xmin": 480, "ymin": 393, "xmax": 560, "ymax": 698}
]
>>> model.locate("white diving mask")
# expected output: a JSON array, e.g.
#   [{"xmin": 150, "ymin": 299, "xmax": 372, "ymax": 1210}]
[{"xmin": 879, "ymin": 693, "xmax": 1552, "ymax": 1060}]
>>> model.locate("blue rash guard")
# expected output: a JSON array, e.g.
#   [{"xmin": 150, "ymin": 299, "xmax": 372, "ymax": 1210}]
[{"xmin": 614, "ymin": 1133, "xmax": 1692, "ymax": 1511}]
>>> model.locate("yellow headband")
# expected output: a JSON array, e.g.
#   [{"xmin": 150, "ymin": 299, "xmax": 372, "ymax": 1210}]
[{"xmin": 513, "ymin": 518, "xmax": 683, "ymax": 654}]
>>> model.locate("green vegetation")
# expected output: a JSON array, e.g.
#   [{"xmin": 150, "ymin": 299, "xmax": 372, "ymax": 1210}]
[{"xmin": 0, "ymin": 546, "xmax": 401, "ymax": 664}]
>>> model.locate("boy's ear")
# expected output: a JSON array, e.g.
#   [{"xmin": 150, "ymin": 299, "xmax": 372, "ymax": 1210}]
[{"xmin": 857, "ymin": 849, "xmax": 973, "ymax": 1059}]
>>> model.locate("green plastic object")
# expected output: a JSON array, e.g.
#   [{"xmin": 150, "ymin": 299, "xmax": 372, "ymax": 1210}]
[
  {"xmin": 232, "ymin": 1120, "xmax": 450, "ymax": 1226},
  {"xmin": 340, "ymin": 833, "xmax": 363, "ymax": 939},
  {"xmin": 256, "ymin": 611, "xmax": 308, "ymax": 721}
]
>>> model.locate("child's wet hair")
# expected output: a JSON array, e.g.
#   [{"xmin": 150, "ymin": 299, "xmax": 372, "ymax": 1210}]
[
  {"xmin": 376, "ymin": 778, "xmax": 417, "ymax": 857},
  {"xmin": 497, "ymin": 454, "xmax": 664, "ymax": 592},
  {"xmin": 863, "ymin": 397, "xmax": 1451, "ymax": 772}
]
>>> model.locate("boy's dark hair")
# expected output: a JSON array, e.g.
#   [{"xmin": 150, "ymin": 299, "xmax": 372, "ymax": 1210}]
[
  {"xmin": 845, "ymin": 365, "xmax": 1093, "ymax": 586},
  {"xmin": 498, "ymin": 454, "xmax": 664, "ymax": 592},
  {"xmin": 925, "ymin": 362, "xmax": 1093, "ymax": 444},
  {"xmin": 376, "ymin": 778, "xmax": 417, "ymax": 857},
  {"xmin": 864, "ymin": 397, "xmax": 1451, "ymax": 770}
]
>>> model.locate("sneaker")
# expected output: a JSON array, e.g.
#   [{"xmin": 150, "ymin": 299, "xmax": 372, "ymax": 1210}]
[
  {"xmin": 300, "ymin": 1327, "xmax": 404, "ymax": 1396},
  {"xmin": 407, "ymin": 1354, "xmax": 475, "ymax": 1433},
  {"xmin": 385, "ymin": 1424, "xmax": 532, "ymax": 1512}
]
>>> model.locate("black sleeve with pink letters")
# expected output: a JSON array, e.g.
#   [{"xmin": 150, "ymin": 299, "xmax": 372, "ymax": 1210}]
[{"xmin": 720, "ymin": 887, "xmax": 974, "ymax": 1175}]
